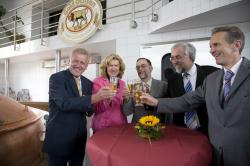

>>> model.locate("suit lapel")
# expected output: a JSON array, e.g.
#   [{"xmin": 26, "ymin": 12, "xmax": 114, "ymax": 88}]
[
  {"xmin": 80, "ymin": 76, "xmax": 85, "ymax": 95},
  {"xmin": 66, "ymin": 69, "xmax": 80, "ymax": 96},
  {"xmin": 150, "ymin": 78, "xmax": 167, "ymax": 97},
  {"xmin": 150, "ymin": 78, "xmax": 156, "ymax": 96},
  {"xmin": 176, "ymin": 74, "xmax": 185, "ymax": 94},
  {"xmin": 195, "ymin": 64, "xmax": 212, "ymax": 89},
  {"xmin": 195, "ymin": 64, "xmax": 204, "ymax": 88},
  {"xmin": 227, "ymin": 58, "xmax": 250, "ymax": 101},
  {"xmin": 177, "ymin": 74, "xmax": 186, "ymax": 94},
  {"xmin": 212, "ymin": 69, "xmax": 225, "ymax": 125},
  {"xmin": 80, "ymin": 76, "xmax": 90, "ymax": 96},
  {"xmin": 215, "ymin": 70, "xmax": 224, "ymax": 106}
]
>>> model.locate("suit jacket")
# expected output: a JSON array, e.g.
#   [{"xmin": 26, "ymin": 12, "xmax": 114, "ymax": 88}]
[
  {"xmin": 42, "ymin": 69, "xmax": 94, "ymax": 157},
  {"xmin": 167, "ymin": 64, "xmax": 218, "ymax": 135},
  {"xmin": 157, "ymin": 58, "xmax": 250, "ymax": 166},
  {"xmin": 123, "ymin": 78, "xmax": 168, "ymax": 123}
]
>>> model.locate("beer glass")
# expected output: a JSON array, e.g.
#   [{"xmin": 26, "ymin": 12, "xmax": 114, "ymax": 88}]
[
  {"xmin": 134, "ymin": 82, "xmax": 143, "ymax": 106},
  {"xmin": 127, "ymin": 80, "xmax": 134, "ymax": 94},
  {"xmin": 109, "ymin": 76, "xmax": 118, "ymax": 93}
]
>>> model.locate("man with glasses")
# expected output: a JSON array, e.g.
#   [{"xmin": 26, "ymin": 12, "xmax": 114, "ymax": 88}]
[
  {"xmin": 168, "ymin": 42, "xmax": 218, "ymax": 135},
  {"xmin": 43, "ymin": 48, "xmax": 114, "ymax": 166},
  {"xmin": 123, "ymin": 58, "xmax": 168, "ymax": 123},
  {"xmin": 141, "ymin": 26, "xmax": 249, "ymax": 166}
]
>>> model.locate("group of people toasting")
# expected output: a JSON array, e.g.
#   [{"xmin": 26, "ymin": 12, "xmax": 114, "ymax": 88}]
[{"xmin": 43, "ymin": 25, "xmax": 249, "ymax": 166}]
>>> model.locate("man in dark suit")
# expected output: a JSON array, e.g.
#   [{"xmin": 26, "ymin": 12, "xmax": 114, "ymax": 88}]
[
  {"xmin": 123, "ymin": 58, "xmax": 168, "ymax": 123},
  {"xmin": 168, "ymin": 42, "xmax": 218, "ymax": 135},
  {"xmin": 141, "ymin": 26, "xmax": 250, "ymax": 166},
  {"xmin": 43, "ymin": 48, "xmax": 114, "ymax": 166}
]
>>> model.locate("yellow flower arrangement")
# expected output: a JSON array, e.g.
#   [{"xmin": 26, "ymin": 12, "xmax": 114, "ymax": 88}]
[{"xmin": 135, "ymin": 115, "xmax": 165, "ymax": 141}]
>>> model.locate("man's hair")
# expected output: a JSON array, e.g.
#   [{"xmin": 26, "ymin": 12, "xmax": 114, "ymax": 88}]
[
  {"xmin": 71, "ymin": 48, "xmax": 89, "ymax": 59},
  {"xmin": 136, "ymin": 58, "xmax": 152, "ymax": 66},
  {"xmin": 212, "ymin": 26, "xmax": 245, "ymax": 53},
  {"xmin": 100, "ymin": 53, "xmax": 125, "ymax": 78},
  {"xmin": 171, "ymin": 42, "xmax": 196, "ymax": 62}
]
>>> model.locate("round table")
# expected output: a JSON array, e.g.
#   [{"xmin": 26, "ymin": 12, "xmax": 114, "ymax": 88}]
[{"xmin": 86, "ymin": 124, "xmax": 212, "ymax": 166}]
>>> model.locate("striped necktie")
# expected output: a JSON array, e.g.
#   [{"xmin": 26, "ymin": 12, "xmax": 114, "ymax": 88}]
[
  {"xmin": 144, "ymin": 83, "xmax": 150, "ymax": 93},
  {"xmin": 183, "ymin": 73, "xmax": 200, "ymax": 129},
  {"xmin": 223, "ymin": 70, "xmax": 234, "ymax": 100}
]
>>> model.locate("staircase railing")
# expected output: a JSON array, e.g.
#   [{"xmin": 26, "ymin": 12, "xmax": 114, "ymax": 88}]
[{"xmin": 0, "ymin": 0, "xmax": 163, "ymax": 50}]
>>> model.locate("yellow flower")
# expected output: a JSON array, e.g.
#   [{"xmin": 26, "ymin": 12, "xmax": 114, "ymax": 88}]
[
  {"xmin": 135, "ymin": 115, "xmax": 165, "ymax": 141},
  {"xmin": 139, "ymin": 115, "xmax": 160, "ymax": 127}
]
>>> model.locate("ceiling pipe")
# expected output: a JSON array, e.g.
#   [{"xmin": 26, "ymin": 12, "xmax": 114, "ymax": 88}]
[
  {"xmin": 151, "ymin": 0, "xmax": 158, "ymax": 22},
  {"xmin": 55, "ymin": 49, "xmax": 61, "ymax": 72},
  {"xmin": 130, "ymin": 0, "xmax": 137, "ymax": 28}
]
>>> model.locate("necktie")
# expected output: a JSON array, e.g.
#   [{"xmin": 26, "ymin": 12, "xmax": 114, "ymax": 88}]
[
  {"xmin": 223, "ymin": 70, "xmax": 234, "ymax": 99},
  {"xmin": 75, "ymin": 77, "xmax": 82, "ymax": 96},
  {"xmin": 144, "ymin": 83, "xmax": 150, "ymax": 93},
  {"xmin": 183, "ymin": 73, "xmax": 199, "ymax": 129}
]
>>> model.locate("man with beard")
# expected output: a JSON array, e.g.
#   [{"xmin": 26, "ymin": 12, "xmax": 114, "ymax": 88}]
[
  {"xmin": 168, "ymin": 42, "xmax": 218, "ymax": 135},
  {"xmin": 141, "ymin": 26, "xmax": 250, "ymax": 166},
  {"xmin": 123, "ymin": 58, "xmax": 168, "ymax": 123}
]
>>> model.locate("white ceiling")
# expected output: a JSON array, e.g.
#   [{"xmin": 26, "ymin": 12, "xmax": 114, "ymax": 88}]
[
  {"xmin": 150, "ymin": 0, "xmax": 250, "ymax": 34},
  {"xmin": 1, "ymin": 0, "xmax": 249, "ymax": 65}
]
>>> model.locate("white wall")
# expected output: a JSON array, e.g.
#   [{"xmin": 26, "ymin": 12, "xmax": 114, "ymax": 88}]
[
  {"xmin": 140, "ymin": 40, "xmax": 221, "ymax": 80},
  {"xmin": 8, "ymin": 61, "xmax": 51, "ymax": 101},
  {"xmin": 116, "ymin": 20, "xmax": 250, "ymax": 81},
  {"xmin": 1, "ymin": 0, "xmax": 250, "ymax": 101},
  {"xmin": 6, "ymin": 61, "xmax": 98, "ymax": 101},
  {"xmin": 2, "ymin": 20, "xmax": 249, "ymax": 101}
]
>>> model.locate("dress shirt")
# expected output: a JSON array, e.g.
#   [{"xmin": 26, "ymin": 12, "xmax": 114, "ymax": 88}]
[
  {"xmin": 223, "ymin": 57, "xmax": 242, "ymax": 87},
  {"xmin": 182, "ymin": 64, "xmax": 197, "ymax": 90},
  {"xmin": 142, "ymin": 78, "xmax": 152, "ymax": 92}
]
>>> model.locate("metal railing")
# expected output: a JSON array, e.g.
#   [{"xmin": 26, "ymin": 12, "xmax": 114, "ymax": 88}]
[{"xmin": 0, "ymin": 0, "xmax": 163, "ymax": 50}]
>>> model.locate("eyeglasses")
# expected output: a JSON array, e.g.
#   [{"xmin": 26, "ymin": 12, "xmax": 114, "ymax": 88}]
[
  {"xmin": 136, "ymin": 64, "xmax": 147, "ymax": 70},
  {"xmin": 169, "ymin": 55, "xmax": 184, "ymax": 62}
]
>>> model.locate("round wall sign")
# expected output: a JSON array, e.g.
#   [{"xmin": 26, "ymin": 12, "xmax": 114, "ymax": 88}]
[{"xmin": 58, "ymin": 0, "xmax": 103, "ymax": 43}]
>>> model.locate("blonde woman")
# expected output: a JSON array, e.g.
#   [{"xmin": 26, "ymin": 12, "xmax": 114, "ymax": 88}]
[{"xmin": 92, "ymin": 53, "xmax": 128, "ymax": 132}]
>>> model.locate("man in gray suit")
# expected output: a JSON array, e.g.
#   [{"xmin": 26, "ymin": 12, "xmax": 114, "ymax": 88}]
[
  {"xmin": 123, "ymin": 58, "xmax": 168, "ymax": 123},
  {"xmin": 168, "ymin": 42, "xmax": 218, "ymax": 136},
  {"xmin": 141, "ymin": 26, "xmax": 249, "ymax": 166}
]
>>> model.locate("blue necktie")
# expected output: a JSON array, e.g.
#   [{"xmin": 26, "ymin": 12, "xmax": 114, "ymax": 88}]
[
  {"xmin": 224, "ymin": 70, "xmax": 234, "ymax": 99},
  {"xmin": 183, "ymin": 73, "xmax": 199, "ymax": 129}
]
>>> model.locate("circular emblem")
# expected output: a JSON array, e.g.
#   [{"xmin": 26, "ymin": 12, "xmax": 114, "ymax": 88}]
[{"xmin": 58, "ymin": 0, "xmax": 103, "ymax": 43}]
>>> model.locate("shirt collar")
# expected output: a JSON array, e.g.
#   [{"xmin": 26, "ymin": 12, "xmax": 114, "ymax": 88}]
[
  {"xmin": 74, "ymin": 76, "xmax": 81, "ymax": 80},
  {"xmin": 182, "ymin": 63, "xmax": 196, "ymax": 77},
  {"xmin": 142, "ymin": 78, "xmax": 152, "ymax": 87},
  {"xmin": 223, "ymin": 57, "xmax": 242, "ymax": 75}
]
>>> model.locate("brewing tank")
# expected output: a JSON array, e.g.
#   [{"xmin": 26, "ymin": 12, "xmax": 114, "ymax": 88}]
[{"xmin": 0, "ymin": 95, "xmax": 44, "ymax": 166}]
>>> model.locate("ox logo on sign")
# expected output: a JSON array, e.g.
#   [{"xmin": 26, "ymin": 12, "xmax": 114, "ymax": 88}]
[{"xmin": 58, "ymin": 0, "xmax": 103, "ymax": 43}]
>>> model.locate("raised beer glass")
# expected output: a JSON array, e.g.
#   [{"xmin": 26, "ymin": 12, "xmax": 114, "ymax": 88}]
[
  {"xmin": 109, "ymin": 76, "xmax": 118, "ymax": 93},
  {"xmin": 127, "ymin": 80, "xmax": 134, "ymax": 94},
  {"xmin": 134, "ymin": 82, "xmax": 143, "ymax": 106}
]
